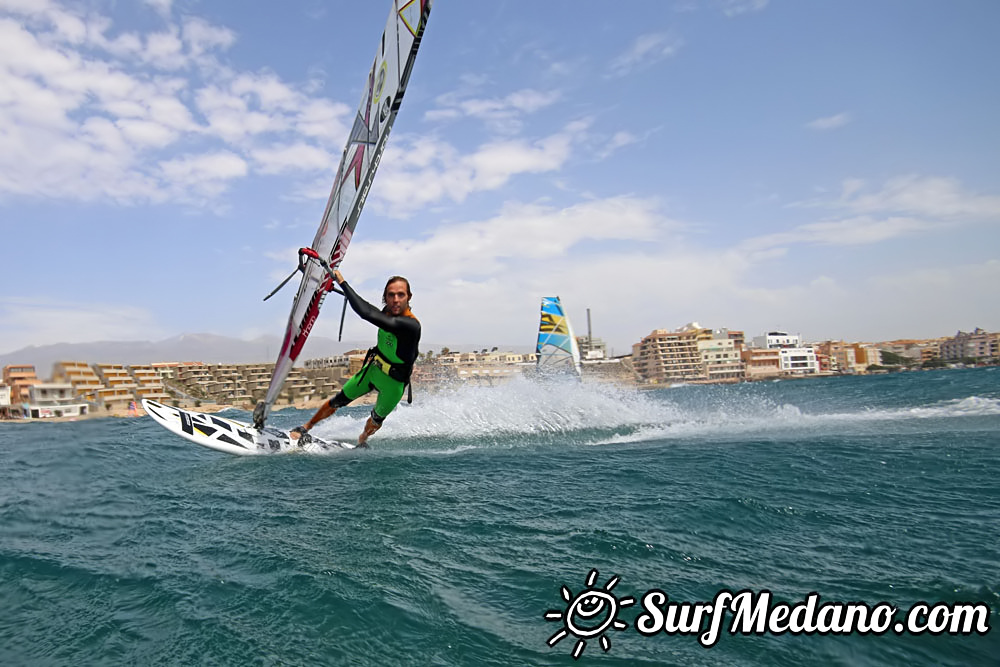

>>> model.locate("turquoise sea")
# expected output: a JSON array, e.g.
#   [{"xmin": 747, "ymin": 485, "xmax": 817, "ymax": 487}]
[{"xmin": 2, "ymin": 367, "xmax": 998, "ymax": 666}]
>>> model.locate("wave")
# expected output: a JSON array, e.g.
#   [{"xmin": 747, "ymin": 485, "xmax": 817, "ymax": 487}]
[
  {"xmin": 595, "ymin": 395, "xmax": 1000, "ymax": 445},
  {"xmin": 299, "ymin": 375, "xmax": 1000, "ymax": 451}
]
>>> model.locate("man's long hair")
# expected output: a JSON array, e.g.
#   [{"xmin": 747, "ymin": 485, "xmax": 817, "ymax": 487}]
[{"xmin": 382, "ymin": 276, "xmax": 412, "ymax": 307}]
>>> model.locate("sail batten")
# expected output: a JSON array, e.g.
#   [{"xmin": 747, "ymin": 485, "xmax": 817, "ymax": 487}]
[
  {"xmin": 255, "ymin": 0, "xmax": 432, "ymax": 427},
  {"xmin": 536, "ymin": 296, "xmax": 582, "ymax": 377}
]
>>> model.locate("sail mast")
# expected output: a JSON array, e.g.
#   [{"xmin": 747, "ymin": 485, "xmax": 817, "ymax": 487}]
[{"xmin": 254, "ymin": 0, "xmax": 433, "ymax": 428}]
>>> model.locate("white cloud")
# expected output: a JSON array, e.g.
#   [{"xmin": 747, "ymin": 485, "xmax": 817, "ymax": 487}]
[
  {"xmin": 760, "ymin": 175, "xmax": 1000, "ymax": 254},
  {"xmin": 721, "ymin": 0, "xmax": 769, "ymax": 17},
  {"xmin": 143, "ymin": 28, "xmax": 186, "ymax": 69},
  {"xmin": 143, "ymin": 0, "xmax": 173, "ymax": 18},
  {"xmin": 294, "ymin": 98, "xmax": 352, "ymax": 142},
  {"xmin": 742, "ymin": 215, "xmax": 933, "ymax": 253},
  {"xmin": 837, "ymin": 175, "xmax": 1000, "ymax": 220},
  {"xmin": 158, "ymin": 151, "xmax": 247, "ymax": 198},
  {"xmin": 608, "ymin": 32, "xmax": 683, "ymax": 77},
  {"xmin": 251, "ymin": 143, "xmax": 332, "ymax": 174},
  {"xmin": 597, "ymin": 131, "xmax": 639, "ymax": 159},
  {"xmin": 182, "ymin": 17, "xmax": 235, "ymax": 57},
  {"xmin": 373, "ymin": 121, "xmax": 590, "ymax": 217},
  {"xmin": 426, "ymin": 87, "xmax": 560, "ymax": 134},
  {"xmin": 116, "ymin": 118, "xmax": 178, "ymax": 147},
  {"xmin": 0, "ymin": 2, "xmax": 356, "ymax": 206},
  {"xmin": 871, "ymin": 258, "xmax": 1000, "ymax": 292},
  {"xmin": 806, "ymin": 112, "xmax": 851, "ymax": 131},
  {"xmin": 340, "ymin": 197, "xmax": 675, "ymax": 282}
]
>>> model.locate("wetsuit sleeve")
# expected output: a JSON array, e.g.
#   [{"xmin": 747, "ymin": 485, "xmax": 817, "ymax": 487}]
[{"xmin": 339, "ymin": 280, "xmax": 420, "ymax": 339}]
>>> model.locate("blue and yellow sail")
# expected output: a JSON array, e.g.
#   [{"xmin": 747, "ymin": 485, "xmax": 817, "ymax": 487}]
[{"xmin": 536, "ymin": 297, "xmax": 582, "ymax": 377}]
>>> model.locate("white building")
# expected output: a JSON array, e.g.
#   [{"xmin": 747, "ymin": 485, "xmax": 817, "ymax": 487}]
[
  {"xmin": 0, "ymin": 383, "xmax": 13, "ymax": 419},
  {"xmin": 304, "ymin": 355, "xmax": 350, "ymax": 369},
  {"xmin": 23, "ymin": 383, "xmax": 90, "ymax": 418},
  {"xmin": 778, "ymin": 348, "xmax": 819, "ymax": 375},
  {"xmin": 577, "ymin": 336, "xmax": 608, "ymax": 360},
  {"xmin": 752, "ymin": 331, "xmax": 801, "ymax": 349}
]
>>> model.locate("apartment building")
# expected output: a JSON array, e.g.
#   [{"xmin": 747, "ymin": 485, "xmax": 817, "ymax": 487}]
[
  {"xmin": 697, "ymin": 333, "xmax": 744, "ymax": 382},
  {"xmin": 778, "ymin": 348, "xmax": 820, "ymax": 375},
  {"xmin": 750, "ymin": 330, "xmax": 819, "ymax": 375},
  {"xmin": 577, "ymin": 336, "xmax": 608, "ymax": 360},
  {"xmin": 23, "ymin": 383, "xmax": 89, "ymax": 418},
  {"xmin": 150, "ymin": 362, "xmax": 179, "ymax": 380},
  {"xmin": 279, "ymin": 368, "xmax": 315, "ymax": 404},
  {"xmin": 742, "ymin": 347, "xmax": 782, "ymax": 380},
  {"xmin": 91, "ymin": 363, "xmax": 139, "ymax": 412},
  {"xmin": 939, "ymin": 328, "xmax": 999, "ymax": 361},
  {"xmin": 632, "ymin": 323, "xmax": 713, "ymax": 383},
  {"xmin": 241, "ymin": 365, "xmax": 274, "ymax": 398},
  {"xmin": 877, "ymin": 339, "xmax": 940, "ymax": 364},
  {"xmin": 304, "ymin": 355, "xmax": 350, "ymax": 369},
  {"xmin": 752, "ymin": 331, "xmax": 801, "ymax": 349},
  {"xmin": 127, "ymin": 364, "xmax": 172, "ymax": 402},
  {"xmin": 52, "ymin": 361, "xmax": 104, "ymax": 402},
  {"xmin": 3, "ymin": 364, "xmax": 41, "ymax": 403},
  {"xmin": 813, "ymin": 341, "xmax": 882, "ymax": 374}
]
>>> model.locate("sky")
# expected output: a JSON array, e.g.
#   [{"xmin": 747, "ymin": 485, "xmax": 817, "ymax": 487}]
[{"xmin": 1, "ymin": 0, "xmax": 998, "ymax": 358}]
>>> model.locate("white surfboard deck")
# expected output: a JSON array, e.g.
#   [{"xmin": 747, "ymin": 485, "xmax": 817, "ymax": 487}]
[{"xmin": 141, "ymin": 399, "xmax": 358, "ymax": 456}]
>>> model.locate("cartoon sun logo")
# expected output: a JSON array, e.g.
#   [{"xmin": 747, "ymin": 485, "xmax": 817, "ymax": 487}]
[{"xmin": 545, "ymin": 569, "xmax": 635, "ymax": 659}]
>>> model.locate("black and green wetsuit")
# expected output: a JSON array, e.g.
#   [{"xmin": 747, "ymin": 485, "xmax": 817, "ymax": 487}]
[{"xmin": 328, "ymin": 280, "xmax": 421, "ymax": 424}]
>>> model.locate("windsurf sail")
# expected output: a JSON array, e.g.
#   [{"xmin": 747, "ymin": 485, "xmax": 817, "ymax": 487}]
[
  {"xmin": 535, "ymin": 296, "xmax": 582, "ymax": 377},
  {"xmin": 254, "ymin": 0, "xmax": 433, "ymax": 428}
]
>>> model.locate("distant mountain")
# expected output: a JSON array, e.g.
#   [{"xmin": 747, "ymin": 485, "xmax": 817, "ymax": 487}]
[{"xmin": 0, "ymin": 333, "xmax": 534, "ymax": 376}]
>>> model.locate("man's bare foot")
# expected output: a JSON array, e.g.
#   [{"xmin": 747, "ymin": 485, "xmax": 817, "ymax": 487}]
[{"xmin": 358, "ymin": 417, "xmax": 380, "ymax": 447}]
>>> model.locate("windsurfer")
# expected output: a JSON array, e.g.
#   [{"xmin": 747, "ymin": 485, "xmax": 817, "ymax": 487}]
[{"xmin": 290, "ymin": 272, "xmax": 420, "ymax": 447}]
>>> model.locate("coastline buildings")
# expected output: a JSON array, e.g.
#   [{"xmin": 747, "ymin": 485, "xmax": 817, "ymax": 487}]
[
  {"xmin": 631, "ymin": 324, "xmax": 922, "ymax": 384},
  {"xmin": 939, "ymin": 328, "xmax": 1000, "ymax": 362},
  {"xmin": 813, "ymin": 341, "xmax": 882, "ymax": 374},
  {"xmin": 877, "ymin": 339, "xmax": 941, "ymax": 364},
  {"xmin": 1, "ymin": 323, "xmax": 997, "ymax": 420}
]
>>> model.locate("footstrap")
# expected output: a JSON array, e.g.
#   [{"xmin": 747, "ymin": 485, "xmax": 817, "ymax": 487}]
[{"xmin": 291, "ymin": 425, "xmax": 312, "ymax": 443}]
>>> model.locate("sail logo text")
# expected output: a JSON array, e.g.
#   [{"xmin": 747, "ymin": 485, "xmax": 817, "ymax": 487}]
[{"xmin": 545, "ymin": 573, "xmax": 991, "ymax": 659}]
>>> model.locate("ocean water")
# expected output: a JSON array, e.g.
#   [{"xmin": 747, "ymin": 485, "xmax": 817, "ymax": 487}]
[{"xmin": 1, "ymin": 367, "xmax": 998, "ymax": 666}]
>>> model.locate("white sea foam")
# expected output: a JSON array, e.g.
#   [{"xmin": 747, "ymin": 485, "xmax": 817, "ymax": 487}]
[
  {"xmin": 380, "ymin": 376, "xmax": 679, "ymax": 439},
  {"xmin": 594, "ymin": 395, "xmax": 1000, "ymax": 445},
  {"xmin": 300, "ymin": 376, "xmax": 1000, "ymax": 450}
]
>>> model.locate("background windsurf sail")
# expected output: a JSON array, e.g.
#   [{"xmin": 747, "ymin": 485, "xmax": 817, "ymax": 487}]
[
  {"xmin": 254, "ymin": 0, "xmax": 433, "ymax": 428},
  {"xmin": 535, "ymin": 296, "xmax": 582, "ymax": 377}
]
